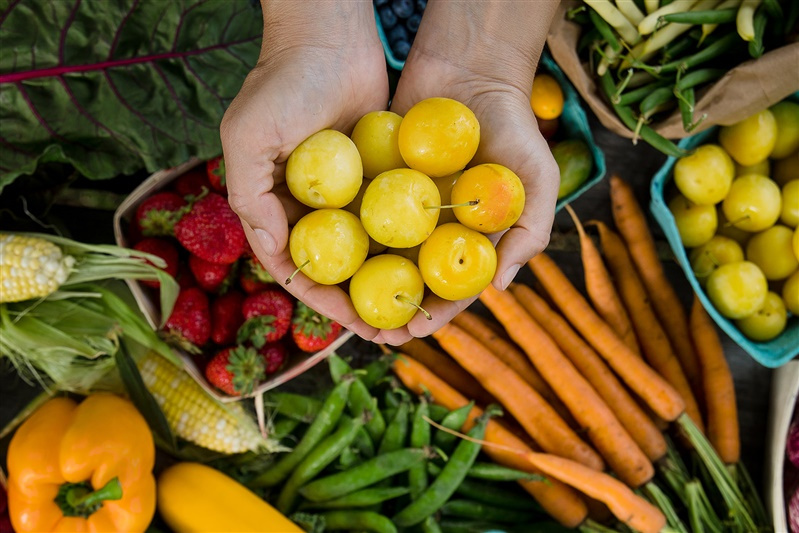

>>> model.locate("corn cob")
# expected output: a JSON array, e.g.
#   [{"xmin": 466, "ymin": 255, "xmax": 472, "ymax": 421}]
[
  {"xmin": 0, "ymin": 234, "xmax": 75, "ymax": 303},
  {"xmin": 137, "ymin": 350, "xmax": 279, "ymax": 455}
]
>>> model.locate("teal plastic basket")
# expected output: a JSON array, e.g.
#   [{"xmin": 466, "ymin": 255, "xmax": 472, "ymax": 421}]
[{"xmin": 650, "ymin": 94, "xmax": 799, "ymax": 368}]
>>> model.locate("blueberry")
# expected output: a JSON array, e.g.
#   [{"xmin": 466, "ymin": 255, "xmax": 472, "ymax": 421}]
[
  {"xmin": 387, "ymin": 25, "xmax": 409, "ymax": 46},
  {"xmin": 392, "ymin": 39, "xmax": 411, "ymax": 60},
  {"xmin": 406, "ymin": 13, "xmax": 422, "ymax": 33},
  {"xmin": 374, "ymin": 0, "xmax": 390, "ymax": 6},
  {"xmin": 392, "ymin": 0, "xmax": 415, "ymax": 19},
  {"xmin": 378, "ymin": 5, "xmax": 397, "ymax": 29},
  {"xmin": 415, "ymin": 0, "xmax": 427, "ymax": 12}
]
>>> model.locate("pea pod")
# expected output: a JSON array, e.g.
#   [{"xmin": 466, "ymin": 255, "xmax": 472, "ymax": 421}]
[
  {"xmin": 265, "ymin": 392, "xmax": 322, "ymax": 422},
  {"xmin": 361, "ymin": 355, "xmax": 394, "ymax": 389},
  {"xmin": 251, "ymin": 379, "xmax": 353, "ymax": 488},
  {"xmin": 354, "ymin": 426, "xmax": 376, "ymax": 459},
  {"xmin": 299, "ymin": 448, "xmax": 428, "ymax": 502},
  {"xmin": 428, "ymin": 404, "xmax": 449, "ymax": 423},
  {"xmin": 439, "ymin": 519, "xmax": 519, "ymax": 533},
  {"xmin": 321, "ymin": 510, "xmax": 398, "ymax": 533},
  {"xmin": 440, "ymin": 499, "xmax": 539, "ymax": 523},
  {"xmin": 275, "ymin": 415, "xmax": 364, "ymax": 513},
  {"xmin": 421, "ymin": 515, "xmax": 443, "ymax": 533},
  {"xmin": 329, "ymin": 354, "xmax": 386, "ymax": 441},
  {"xmin": 271, "ymin": 417, "xmax": 301, "ymax": 441},
  {"xmin": 432, "ymin": 401, "xmax": 474, "ymax": 454},
  {"xmin": 378, "ymin": 400, "xmax": 410, "ymax": 454},
  {"xmin": 409, "ymin": 399, "xmax": 432, "ymax": 500},
  {"xmin": 392, "ymin": 410, "xmax": 493, "ymax": 527},
  {"xmin": 427, "ymin": 463, "xmax": 541, "ymax": 511},
  {"xmin": 465, "ymin": 461, "xmax": 546, "ymax": 483},
  {"xmin": 338, "ymin": 446, "xmax": 360, "ymax": 469},
  {"xmin": 300, "ymin": 486, "xmax": 411, "ymax": 510}
]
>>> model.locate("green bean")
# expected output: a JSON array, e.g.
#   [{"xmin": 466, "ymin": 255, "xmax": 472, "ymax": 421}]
[
  {"xmin": 299, "ymin": 448, "xmax": 428, "ymax": 502},
  {"xmin": 762, "ymin": 0, "xmax": 783, "ymax": 18},
  {"xmin": 657, "ymin": 32, "xmax": 741, "ymax": 74},
  {"xmin": 354, "ymin": 426, "xmax": 376, "ymax": 459},
  {"xmin": 662, "ymin": 8, "xmax": 737, "ymax": 23},
  {"xmin": 321, "ymin": 510, "xmax": 398, "ymax": 533},
  {"xmin": 673, "ymin": 68, "xmax": 724, "ymax": 92},
  {"xmin": 748, "ymin": 8, "xmax": 767, "ymax": 58},
  {"xmin": 265, "ymin": 392, "xmax": 322, "ymax": 422},
  {"xmin": 409, "ymin": 399, "xmax": 432, "ymax": 500},
  {"xmin": 378, "ymin": 400, "xmax": 409, "ymax": 454},
  {"xmin": 677, "ymin": 87, "xmax": 704, "ymax": 133},
  {"xmin": 432, "ymin": 401, "xmax": 474, "ymax": 454},
  {"xmin": 639, "ymin": 86, "xmax": 676, "ymax": 119},
  {"xmin": 271, "ymin": 417, "xmax": 301, "ymax": 440},
  {"xmin": 440, "ymin": 499, "xmax": 539, "ymax": 523},
  {"xmin": 251, "ymin": 379, "xmax": 352, "ymax": 488},
  {"xmin": 300, "ymin": 486, "xmax": 411, "ymax": 510},
  {"xmin": 661, "ymin": 30, "xmax": 701, "ymax": 62},
  {"xmin": 578, "ymin": 27, "xmax": 603, "ymax": 54},
  {"xmin": 392, "ymin": 410, "xmax": 492, "ymax": 527},
  {"xmin": 275, "ymin": 416, "xmax": 364, "ymax": 513},
  {"xmin": 362, "ymin": 355, "xmax": 394, "ymax": 389},
  {"xmin": 427, "ymin": 463, "xmax": 541, "ymax": 511},
  {"xmin": 588, "ymin": 8, "xmax": 623, "ymax": 53},
  {"xmin": 616, "ymin": 80, "xmax": 672, "ymax": 106},
  {"xmin": 330, "ymin": 354, "xmax": 387, "ymax": 441},
  {"xmin": 466, "ymin": 461, "xmax": 546, "ymax": 483}
]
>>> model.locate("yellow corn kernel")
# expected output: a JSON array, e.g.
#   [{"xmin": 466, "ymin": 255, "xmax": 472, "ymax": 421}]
[
  {"xmin": 137, "ymin": 351, "xmax": 271, "ymax": 455},
  {"xmin": 0, "ymin": 234, "xmax": 75, "ymax": 303}
]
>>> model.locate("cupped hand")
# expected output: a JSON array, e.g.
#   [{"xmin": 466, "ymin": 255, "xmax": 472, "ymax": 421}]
[{"xmin": 220, "ymin": 3, "xmax": 389, "ymax": 342}]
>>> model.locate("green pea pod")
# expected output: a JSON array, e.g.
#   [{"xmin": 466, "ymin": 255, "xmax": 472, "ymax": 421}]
[
  {"xmin": 265, "ymin": 392, "xmax": 322, "ymax": 422},
  {"xmin": 275, "ymin": 415, "xmax": 364, "ymax": 514},
  {"xmin": 439, "ymin": 519, "xmax": 521, "ymax": 533},
  {"xmin": 432, "ymin": 401, "xmax": 474, "ymax": 454},
  {"xmin": 251, "ymin": 378, "xmax": 353, "ymax": 488},
  {"xmin": 338, "ymin": 446, "xmax": 360, "ymax": 469},
  {"xmin": 384, "ymin": 388, "xmax": 401, "ymax": 410},
  {"xmin": 300, "ymin": 486, "xmax": 411, "ymax": 510},
  {"xmin": 427, "ymin": 463, "xmax": 542, "ymax": 511},
  {"xmin": 299, "ymin": 448, "xmax": 428, "ymax": 502},
  {"xmin": 272, "ymin": 417, "xmax": 301, "ymax": 441},
  {"xmin": 329, "ymin": 354, "xmax": 387, "ymax": 441},
  {"xmin": 362, "ymin": 355, "xmax": 394, "ymax": 389},
  {"xmin": 421, "ymin": 515, "xmax": 443, "ymax": 533},
  {"xmin": 378, "ymin": 400, "xmax": 410, "ymax": 455},
  {"xmin": 409, "ymin": 399, "xmax": 432, "ymax": 500},
  {"xmin": 466, "ymin": 461, "xmax": 547, "ymax": 483},
  {"xmin": 328, "ymin": 353, "xmax": 353, "ymax": 383},
  {"xmin": 354, "ymin": 426, "xmax": 376, "ymax": 459},
  {"xmin": 321, "ymin": 510, "xmax": 398, "ymax": 533},
  {"xmin": 440, "ymin": 499, "xmax": 539, "ymax": 523},
  {"xmin": 393, "ymin": 410, "xmax": 493, "ymax": 527},
  {"xmin": 428, "ymin": 404, "xmax": 450, "ymax": 423}
]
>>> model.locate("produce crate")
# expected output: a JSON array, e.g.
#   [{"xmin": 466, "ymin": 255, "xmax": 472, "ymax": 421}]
[
  {"xmin": 765, "ymin": 360, "xmax": 799, "ymax": 530},
  {"xmin": 113, "ymin": 159, "xmax": 354, "ymax": 403},
  {"xmin": 649, "ymin": 95, "xmax": 799, "ymax": 368}
]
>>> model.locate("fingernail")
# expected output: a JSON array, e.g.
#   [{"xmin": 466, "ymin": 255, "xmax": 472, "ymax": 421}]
[
  {"xmin": 254, "ymin": 228, "xmax": 277, "ymax": 256},
  {"xmin": 501, "ymin": 264, "xmax": 521, "ymax": 290}
]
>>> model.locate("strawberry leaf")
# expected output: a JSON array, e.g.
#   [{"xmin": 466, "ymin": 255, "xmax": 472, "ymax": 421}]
[
  {"xmin": 0, "ymin": 0, "xmax": 262, "ymax": 191},
  {"xmin": 237, "ymin": 315, "xmax": 276, "ymax": 349},
  {"xmin": 225, "ymin": 345, "xmax": 265, "ymax": 395}
]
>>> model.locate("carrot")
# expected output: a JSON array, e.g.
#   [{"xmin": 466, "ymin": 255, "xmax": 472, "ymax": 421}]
[
  {"xmin": 689, "ymin": 295, "xmax": 740, "ymax": 464},
  {"xmin": 431, "ymin": 323, "xmax": 606, "ymax": 472},
  {"xmin": 398, "ymin": 338, "xmax": 495, "ymax": 407},
  {"xmin": 477, "ymin": 287, "xmax": 654, "ymax": 488},
  {"xmin": 391, "ymin": 354, "xmax": 589, "ymax": 528},
  {"xmin": 609, "ymin": 175, "xmax": 703, "ymax": 402},
  {"xmin": 564, "ymin": 204, "xmax": 641, "ymax": 356},
  {"xmin": 591, "ymin": 220, "xmax": 705, "ymax": 434},
  {"xmin": 508, "ymin": 282, "xmax": 668, "ymax": 463},
  {"xmin": 520, "ymin": 452, "xmax": 667, "ymax": 533},
  {"xmin": 527, "ymin": 252, "xmax": 685, "ymax": 422}
]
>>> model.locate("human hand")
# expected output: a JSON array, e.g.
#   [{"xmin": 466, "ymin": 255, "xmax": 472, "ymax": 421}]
[
  {"xmin": 381, "ymin": 0, "xmax": 561, "ymax": 345},
  {"xmin": 220, "ymin": 1, "xmax": 388, "ymax": 342}
]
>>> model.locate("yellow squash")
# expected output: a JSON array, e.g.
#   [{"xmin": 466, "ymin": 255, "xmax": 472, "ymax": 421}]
[{"xmin": 157, "ymin": 462, "xmax": 303, "ymax": 533}]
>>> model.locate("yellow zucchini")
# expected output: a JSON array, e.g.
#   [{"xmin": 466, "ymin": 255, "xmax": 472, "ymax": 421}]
[{"xmin": 157, "ymin": 462, "xmax": 303, "ymax": 532}]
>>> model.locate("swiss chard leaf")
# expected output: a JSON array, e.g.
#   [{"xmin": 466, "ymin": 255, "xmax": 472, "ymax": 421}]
[{"xmin": 0, "ymin": 0, "xmax": 262, "ymax": 191}]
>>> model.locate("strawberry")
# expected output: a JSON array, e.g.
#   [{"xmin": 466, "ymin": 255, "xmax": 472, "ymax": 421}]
[
  {"xmin": 258, "ymin": 341, "xmax": 288, "ymax": 374},
  {"xmin": 135, "ymin": 191, "xmax": 187, "ymax": 237},
  {"xmin": 163, "ymin": 287, "xmax": 211, "ymax": 351},
  {"xmin": 174, "ymin": 193, "xmax": 246, "ymax": 264},
  {"xmin": 291, "ymin": 302, "xmax": 343, "ymax": 352},
  {"xmin": 206, "ymin": 156, "xmax": 227, "ymax": 193},
  {"xmin": 175, "ymin": 262, "xmax": 197, "ymax": 289},
  {"xmin": 133, "ymin": 238, "xmax": 179, "ymax": 288},
  {"xmin": 237, "ymin": 289, "xmax": 294, "ymax": 347},
  {"xmin": 239, "ymin": 255, "xmax": 276, "ymax": 293},
  {"xmin": 173, "ymin": 167, "xmax": 211, "ymax": 197},
  {"xmin": 188, "ymin": 253, "xmax": 234, "ymax": 292},
  {"xmin": 205, "ymin": 345, "xmax": 264, "ymax": 396},
  {"xmin": 210, "ymin": 290, "xmax": 245, "ymax": 345}
]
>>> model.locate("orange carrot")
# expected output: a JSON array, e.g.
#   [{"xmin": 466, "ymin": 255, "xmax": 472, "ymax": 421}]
[
  {"xmin": 591, "ymin": 221, "xmax": 705, "ymax": 434},
  {"xmin": 398, "ymin": 338, "xmax": 495, "ymax": 407},
  {"xmin": 609, "ymin": 175, "xmax": 703, "ymax": 402},
  {"xmin": 477, "ymin": 287, "xmax": 654, "ymax": 488},
  {"xmin": 391, "ymin": 354, "xmax": 589, "ymax": 528},
  {"xmin": 430, "ymin": 323, "xmax": 606, "ymax": 472},
  {"xmin": 521, "ymin": 452, "xmax": 667, "ymax": 533},
  {"xmin": 508, "ymin": 282, "xmax": 668, "ymax": 463},
  {"xmin": 527, "ymin": 252, "xmax": 685, "ymax": 422},
  {"xmin": 565, "ymin": 204, "xmax": 641, "ymax": 356},
  {"xmin": 690, "ymin": 295, "xmax": 740, "ymax": 464}
]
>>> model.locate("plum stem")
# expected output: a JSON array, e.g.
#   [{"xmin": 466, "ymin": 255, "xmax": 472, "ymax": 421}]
[
  {"xmin": 395, "ymin": 294, "xmax": 432, "ymax": 320},
  {"xmin": 424, "ymin": 200, "xmax": 479, "ymax": 210},
  {"xmin": 285, "ymin": 260, "xmax": 310, "ymax": 285}
]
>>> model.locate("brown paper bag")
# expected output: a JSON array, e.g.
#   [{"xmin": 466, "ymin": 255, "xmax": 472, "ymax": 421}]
[{"xmin": 547, "ymin": 0, "xmax": 799, "ymax": 140}]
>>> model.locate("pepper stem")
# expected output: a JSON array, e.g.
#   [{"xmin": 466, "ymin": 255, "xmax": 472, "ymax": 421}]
[{"xmin": 56, "ymin": 477, "xmax": 123, "ymax": 518}]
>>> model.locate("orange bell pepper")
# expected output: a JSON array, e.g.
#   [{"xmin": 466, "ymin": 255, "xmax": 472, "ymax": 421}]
[{"xmin": 6, "ymin": 393, "xmax": 156, "ymax": 533}]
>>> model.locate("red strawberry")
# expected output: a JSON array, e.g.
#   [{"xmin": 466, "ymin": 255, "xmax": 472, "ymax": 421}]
[
  {"xmin": 291, "ymin": 302, "xmax": 343, "ymax": 352},
  {"xmin": 237, "ymin": 289, "xmax": 294, "ymax": 347},
  {"xmin": 135, "ymin": 191, "xmax": 187, "ymax": 237},
  {"xmin": 133, "ymin": 238, "xmax": 179, "ymax": 288},
  {"xmin": 163, "ymin": 287, "xmax": 211, "ymax": 351},
  {"xmin": 175, "ymin": 262, "xmax": 197, "ymax": 289},
  {"xmin": 205, "ymin": 345, "xmax": 264, "ymax": 396},
  {"xmin": 189, "ymin": 253, "xmax": 234, "ymax": 292},
  {"xmin": 239, "ymin": 255, "xmax": 275, "ymax": 293},
  {"xmin": 210, "ymin": 290, "xmax": 245, "ymax": 345},
  {"xmin": 174, "ymin": 193, "xmax": 246, "ymax": 264},
  {"xmin": 206, "ymin": 156, "xmax": 227, "ymax": 193},
  {"xmin": 258, "ymin": 341, "xmax": 288, "ymax": 374},
  {"xmin": 174, "ymin": 167, "xmax": 211, "ymax": 197}
]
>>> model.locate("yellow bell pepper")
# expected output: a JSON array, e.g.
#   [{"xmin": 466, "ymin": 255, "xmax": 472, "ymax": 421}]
[
  {"xmin": 7, "ymin": 393, "xmax": 156, "ymax": 532},
  {"xmin": 157, "ymin": 462, "xmax": 303, "ymax": 532}
]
